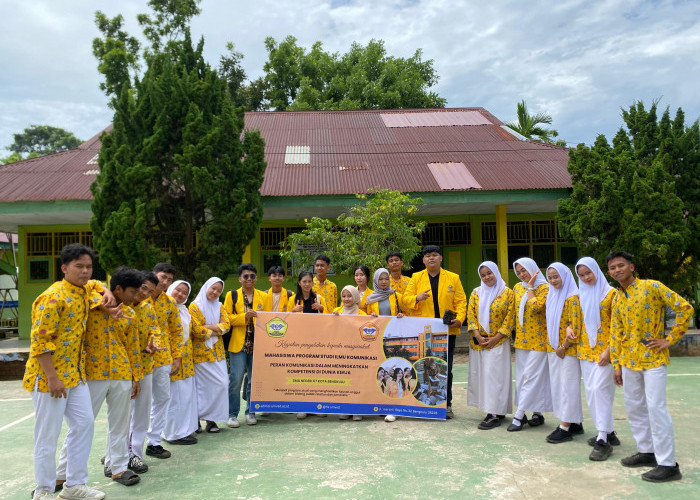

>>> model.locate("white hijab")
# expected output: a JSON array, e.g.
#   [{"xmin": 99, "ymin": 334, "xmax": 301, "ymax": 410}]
[
  {"xmin": 340, "ymin": 285, "xmax": 362, "ymax": 315},
  {"xmin": 475, "ymin": 261, "xmax": 506, "ymax": 334},
  {"xmin": 513, "ymin": 257, "xmax": 547, "ymax": 327},
  {"xmin": 167, "ymin": 280, "xmax": 191, "ymax": 343},
  {"xmin": 576, "ymin": 257, "xmax": 613, "ymax": 348},
  {"xmin": 192, "ymin": 277, "xmax": 225, "ymax": 349},
  {"xmin": 545, "ymin": 263, "xmax": 579, "ymax": 349}
]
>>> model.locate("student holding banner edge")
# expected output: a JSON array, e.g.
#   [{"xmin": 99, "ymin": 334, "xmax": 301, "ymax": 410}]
[{"xmin": 403, "ymin": 245, "xmax": 467, "ymax": 420}]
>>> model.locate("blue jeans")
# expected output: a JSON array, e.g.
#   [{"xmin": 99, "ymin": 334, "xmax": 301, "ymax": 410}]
[{"xmin": 228, "ymin": 351, "xmax": 253, "ymax": 417}]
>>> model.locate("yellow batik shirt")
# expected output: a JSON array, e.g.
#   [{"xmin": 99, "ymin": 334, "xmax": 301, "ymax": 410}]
[
  {"xmin": 83, "ymin": 304, "xmax": 142, "ymax": 381},
  {"xmin": 610, "ymin": 279, "xmax": 693, "ymax": 371},
  {"xmin": 313, "ymin": 277, "xmax": 337, "ymax": 309},
  {"xmin": 512, "ymin": 283, "xmax": 549, "ymax": 352},
  {"xmin": 23, "ymin": 279, "xmax": 105, "ymax": 392},
  {"xmin": 151, "ymin": 292, "xmax": 184, "ymax": 368},
  {"xmin": 134, "ymin": 300, "xmax": 158, "ymax": 375},
  {"xmin": 578, "ymin": 289, "xmax": 615, "ymax": 363},
  {"xmin": 390, "ymin": 275, "xmax": 411, "ymax": 296},
  {"xmin": 171, "ymin": 336, "xmax": 195, "ymax": 381},
  {"xmin": 189, "ymin": 302, "xmax": 230, "ymax": 363},
  {"xmin": 546, "ymin": 296, "xmax": 581, "ymax": 357},
  {"xmin": 466, "ymin": 287, "xmax": 515, "ymax": 351}
]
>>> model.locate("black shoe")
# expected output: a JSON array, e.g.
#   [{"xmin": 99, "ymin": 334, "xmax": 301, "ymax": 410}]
[
  {"xmin": 128, "ymin": 455, "xmax": 149, "ymax": 473},
  {"xmin": 620, "ymin": 452, "xmax": 657, "ymax": 468},
  {"xmin": 477, "ymin": 414, "xmax": 501, "ymax": 430},
  {"xmin": 529, "ymin": 413, "xmax": 545, "ymax": 427},
  {"xmin": 104, "ymin": 466, "xmax": 112, "ymax": 477},
  {"xmin": 589, "ymin": 440, "xmax": 613, "ymax": 461},
  {"xmin": 587, "ymin": 432, "xmax": 621, "ymax": 447},
  {"xmin": 569, "ymin": 422, "xmax": 584, "ymax": 435},
  {"xmin": 195, "ymin": 421, "xmax": 202, "ymax": 434},
  {"xmin": 168, "ymin": 435, "xmax": 198, "ymax": 445},
  {"xmin": 146, "ymin": 444, "xmax": 172, "ymax": 459},
  {"xmin": 642, "ymin": 463, "xmax": 682, "ymax": 483},
  {"xmin": 507, "ymin": 415, "xmax": 528, "ymax": 432},
  {"xmin": 446, "ymin": 406, "xmax": 454, "ymax": 420},
  {"xmin": 546, "ymin": 426, "xmax": 573, "ymax": 444},
  {"xmin": 496, "ymin": 415, "xmax": 506, "ymax": 420}
]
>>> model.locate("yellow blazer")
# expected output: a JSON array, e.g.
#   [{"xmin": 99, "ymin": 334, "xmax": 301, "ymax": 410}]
[
  {"xmin": 223, "ymin": 288, "xmax": 268, "ymax": 353},
  {"xmin": 263, "ymin": 288, "xmax": 294, "ymax": 312},
  {"xmin": 403, "ymin": 268, "xmax": 467, "ymax": 335},
  {"xmin": 366, "ymin": 292, "xmax": 404, "ymax": 316}
]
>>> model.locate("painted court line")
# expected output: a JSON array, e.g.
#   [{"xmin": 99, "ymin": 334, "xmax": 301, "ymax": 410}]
[
  {"xmin": 0, "ymin": 398, "xmax": 32, "ymax": 402},
  {"xmin": 0, "ymin": 411, "xmax": 35, "ymax": 432},
  {"xmin": 452, "ymin": 373, "xmax": 699, "ymax": 386}
]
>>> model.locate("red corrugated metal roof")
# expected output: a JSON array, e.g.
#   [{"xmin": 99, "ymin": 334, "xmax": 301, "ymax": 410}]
[{"xmin": 0, "ymin": 109, "xmax": 570, "ymax": 202}]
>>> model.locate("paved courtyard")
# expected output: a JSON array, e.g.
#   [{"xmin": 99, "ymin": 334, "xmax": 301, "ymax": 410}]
[{"xmin": 1, "ymin": 357, "xmax": 698, "ymax": 500}]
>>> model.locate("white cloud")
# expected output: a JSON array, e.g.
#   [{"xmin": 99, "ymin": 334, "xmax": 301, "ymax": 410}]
[{"xmin": 1, "ymin": 0, "xmax": 699, "ymax": 155}]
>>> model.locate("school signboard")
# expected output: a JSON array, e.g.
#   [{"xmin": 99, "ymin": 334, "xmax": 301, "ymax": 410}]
[{"xmin": 250, "ymin": 312, "xmax": 450, "ymax": 419}]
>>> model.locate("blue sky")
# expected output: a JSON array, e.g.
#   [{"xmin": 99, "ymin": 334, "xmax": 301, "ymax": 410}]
[{"xmin": 1, "ymin": 0, "xmax": 699, "ymax": 155}]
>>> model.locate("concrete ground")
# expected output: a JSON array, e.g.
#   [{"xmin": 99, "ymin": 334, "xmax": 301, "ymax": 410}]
[{"xmin": 1, "ymin": 357, "xmax": 698, "ymax": 500}]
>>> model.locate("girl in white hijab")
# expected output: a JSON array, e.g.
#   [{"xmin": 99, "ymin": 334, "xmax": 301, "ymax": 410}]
[
  {"xmin": 190, "ymin": 277, "xmax": 231, "ymax": 434},
  {"xmin": 544, "ymin": 262, "xmax": 584, "ymax": 445},
  {"xmin": 575, "ymin": 257, "xmax": 619, "ymax": 460},
  {"xmin": 466, "ymin": 261, "xmax": 515, "ymax": 430},
  {"xmin": 508, "ymin": 257, "xmax": 552, "ymax": 432},
  {"xmin": 163, "ymin": 280, "xmax": 199, "ymax": 445}
]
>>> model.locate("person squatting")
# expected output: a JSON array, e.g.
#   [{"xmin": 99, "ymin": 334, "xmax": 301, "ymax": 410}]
[{"xmin": 25, "ymin": 244, "xmax": 693, "ymax": 498}]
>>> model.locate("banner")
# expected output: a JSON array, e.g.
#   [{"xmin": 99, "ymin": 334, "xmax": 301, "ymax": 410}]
[{"xmin": 250, "ymin": 312, "xmax": 450, "ymax": 419}]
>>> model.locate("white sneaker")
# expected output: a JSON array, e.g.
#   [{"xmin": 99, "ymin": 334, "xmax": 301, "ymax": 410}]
[
  {"xmin": 33, "ymin": 490, "xmax": 55, "ymax": 500},
  {"xmin": 296, "ymin": 413, "xmax": 307, "ymax": 419},
  {"xmin": 385, "ymin": 415, "xmax": 397, "ymax": 422},
  {"xmin": 58, "ymin": 484, "xmax": 106, "ymax": 499},
  {"xmin": 352, "ymin": 415, "xmax": 363, "ymax": 421},
  {"xmin": 226, "ymin": 417, "xmax": 240, "ymax": 428},
  {"xmin": 245, "ymin": 413, "xmax": 257, "ymax": 425}
]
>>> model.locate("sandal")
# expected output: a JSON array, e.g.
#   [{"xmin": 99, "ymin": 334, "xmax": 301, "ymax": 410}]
[
  {"xmin": 195, "ymin": 421, "xmax": 202, "ymax": 434},
  {"xmin": 205, "ymin": 421, "xmax": 220, "ymax": 433},
  {"xmin": 112, "ymin": 470, "xmax": 141, "ymax": 486}
]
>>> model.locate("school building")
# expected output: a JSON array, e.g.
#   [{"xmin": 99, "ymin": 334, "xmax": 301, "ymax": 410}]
[
  {"xmin": 384, "ymin": 325, "xmax": 449, "ymax": 361},
  {"xmin": 0, "ymin": 108, "xmax": 574, "ymax": 338}
]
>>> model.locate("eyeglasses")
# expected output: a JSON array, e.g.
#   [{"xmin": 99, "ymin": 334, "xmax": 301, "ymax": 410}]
[{"xmin": 241, "ymin": 274, "xmax": 256, "ymax": 280}]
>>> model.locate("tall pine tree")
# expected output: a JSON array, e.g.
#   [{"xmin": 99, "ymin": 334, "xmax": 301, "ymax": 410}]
[
  {"xmin": 558, "ymin": 100, "xmax": 699, "ymax": 298},
  {"xmin": 90, "ymin": 0, "xmax": 266, "ymax": 283}
]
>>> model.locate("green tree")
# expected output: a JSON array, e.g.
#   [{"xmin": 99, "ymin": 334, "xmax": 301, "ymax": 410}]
[
  {"xmin": 280, "ymin": 189, "xmax": 425, "ymax": 275},
  {"xmin": 558, "ymin": 100, "xmax": 699, "ymax": 297},
  {"xmin": 504, "ymin": 100, "xmax": 562, "ymax": 144},
  {"xmin": 6, "ymin": 125, "xmax": 81, "ymax": 158},
  {"xmin": 261, "ymin": 36, "xmax": 446, "ymax": 111},
  {"xmin": 218, "ymin": 42, "xmax": 268, "ymax": 111},
  {"xmin": 90, "ymin": 0, "xmax": 267, "ymax": 284}
]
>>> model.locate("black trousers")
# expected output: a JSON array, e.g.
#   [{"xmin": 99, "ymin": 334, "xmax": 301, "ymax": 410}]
[{"xmin": 446, "ymin": 334, "xmax": 456, "ymax": 406}]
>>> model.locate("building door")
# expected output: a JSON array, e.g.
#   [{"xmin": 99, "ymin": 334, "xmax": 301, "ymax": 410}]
[{"xmin": 443, "ymin": 246, "xmax": 468, "ymax": 288}]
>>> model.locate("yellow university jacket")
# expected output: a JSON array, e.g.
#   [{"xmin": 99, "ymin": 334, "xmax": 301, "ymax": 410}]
[
  {"xmin": 23, "ymin": 279, "xmax": 105, "ymax": 392},
  {"xmin": 466, "ymin": 287, "xmax": 515, "ymax": 351},
  {"xmin": 263, "ymin": 288, "xmax": 294, "ymax": 312},
  {"xmin": 83, "ymin": 303, "xmax": 142, "ymax": 381},
  {"xmin": 366, "ymin": 292, "xmax": 405, "ymax": 317},
  {"xmin": 223, "ymin": 288, "xmax": 268, "ymax": 353},
  {"xmin": 403, "ymin": 268, "xmax": 467, "ymax": 335}
]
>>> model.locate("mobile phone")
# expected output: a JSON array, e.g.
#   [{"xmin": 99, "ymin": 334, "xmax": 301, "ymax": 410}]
[{"xmin": 639, "ymin": 338, "xmax": 651, "ymax": 347}]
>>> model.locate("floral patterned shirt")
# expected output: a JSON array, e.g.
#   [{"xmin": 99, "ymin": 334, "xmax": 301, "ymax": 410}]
[
  {"xmin": 467, "ymin": 287, "xmax": 515, "ymax": 351},
  {"xmin": 512, "ymin": 282, "xmax": 549, "ymax": 352}
]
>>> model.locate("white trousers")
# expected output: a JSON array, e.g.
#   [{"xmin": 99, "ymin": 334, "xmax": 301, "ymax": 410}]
[
  {"xmin": 129, "ymin": 372, "xmax": 152, "ymax": 459},
  {"xmin": 622, "ymin": 366, "xmax": 676, "ymax": 466},
  {"xmin": 467, "ymin": 341, "xmax": 513, "ymax": 415},
  {"xmin": 163, "ymin": 376, "xmax": 198, "ymax": 442},
  {"xmin": 514, "ymin": 349, "xmax": 552, "ymax": 413},
  {"xmin": 548, "ymin": 353, "xmax": 583, "ymax": 424},
  {"xmin": 32, "ymin": 382, "xmax": 93, "ymax": 492},
  {"xmin": 57, "ymin": 379, "xmax": 131, "ymax": 478},
  {"xmin": 195, "ymin": 360, "xmax": 229, "ymax": 421},
  {"xmin": 580, "ymin": 360, "xmax": 615, "ymax": 434},
  {"xmin": 147, "ymin": 364, "xmax": 171, "ymax": 447}
]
